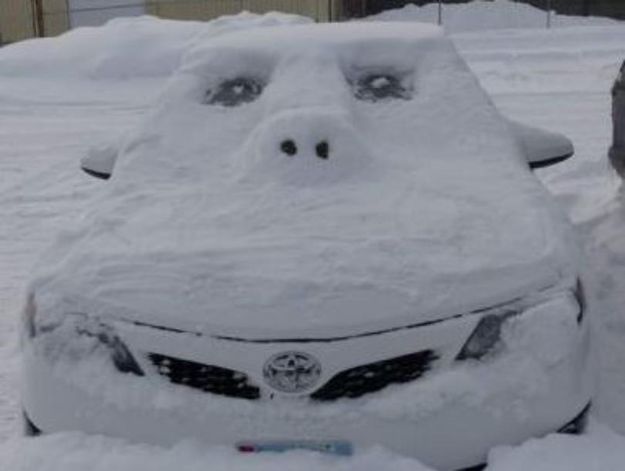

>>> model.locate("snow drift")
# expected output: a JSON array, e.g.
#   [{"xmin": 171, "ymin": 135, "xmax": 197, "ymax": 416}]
[
  {"xmin": 366, "ymin": 0, "xmax": 616, "ymax": 33},
  {"xmin": 0, "ymin": 12, "xmax": 311, "ymax": 79},
  {"xmin": 2, "ymin": 423, "xmax": 625, "ymax": 471}
]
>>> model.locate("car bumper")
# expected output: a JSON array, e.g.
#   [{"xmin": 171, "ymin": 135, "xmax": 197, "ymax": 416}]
[
  {"xmin": 22, "ymin": 403, "xmax": 590, "ymax": 471},
  {"xmin": 22, "ymin": 314, "xmax": 592, "ymax": 471}
]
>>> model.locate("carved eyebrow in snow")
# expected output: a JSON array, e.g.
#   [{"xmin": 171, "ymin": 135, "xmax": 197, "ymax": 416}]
[{"xmin": 183, "ymin": 47, "xmax": 274, "ymax": 83}]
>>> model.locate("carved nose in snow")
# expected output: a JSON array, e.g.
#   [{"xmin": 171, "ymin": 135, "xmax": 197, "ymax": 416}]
[
  {"xmin": 315, "ymin": 141, "xmax": 329, "ymax": 159},
  {"xmin": 246, "ymin": 108, "xmax": 369, "ymax": 186},
  {"xmin": 279, "ymin": 138, "xmax": 330, "ymax": 160},
  {"xmin": 280, "ymin": 139, "xmax": 298, "ymax": 156}
]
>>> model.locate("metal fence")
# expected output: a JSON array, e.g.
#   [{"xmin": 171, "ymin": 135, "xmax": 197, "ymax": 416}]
[
  {"xmin": 526, "ymin": 0, "xmax": 625, "ymax": 19},
  {"xmin": 359, "ymin": 0, "xmax": 625, "ymax": 24}
]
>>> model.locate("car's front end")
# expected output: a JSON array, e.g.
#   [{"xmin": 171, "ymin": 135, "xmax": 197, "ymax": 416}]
[
  {"xmin": 21, "ymin": 22, "xmax": 592, "ymax": 471},
  {"xmin": 22, "ymin": 276, "xmax": 591, "ymax": 471}
]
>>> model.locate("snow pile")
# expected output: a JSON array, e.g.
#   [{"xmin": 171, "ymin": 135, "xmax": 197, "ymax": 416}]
[
  {"xmin": 456, "ymin": 26, "xmax": 625, "ymax": 95},
  {"xmin": 0, "ymin": 339, "xmax": 18, "ymax": 440},
  {"xmin": 0, "ymin": 16, "xmax": 204, "ymax": 79},
  {"xmin": 1, "ymin": 423, "xmax": 625, "ymax": 471},
  {"xmin": 583, "ymin": 190, "xmax": 625, "ymax": 431},
  {"xmin": 486, "ymin": 423, "xmax": 625, "ymax": 470},
  {"xmin": 366, "ymin": 0, "xmax": 616, "ymax": 33},
  {"xmin": 0, "ymin": 12, "xmax": 311, "ymax": 79},
  {"xmin": 0, "ymin": 434, "xmax": 435, "ymax": 471}
]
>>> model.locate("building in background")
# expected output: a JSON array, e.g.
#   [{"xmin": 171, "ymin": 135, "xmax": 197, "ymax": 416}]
[
  {"xmin": 1, "ymin": 0, "xmax": 624, "ymax": 44},
  {"xmin": 0, "ymin": 0, "xmax": 36, "ymax": 43}
]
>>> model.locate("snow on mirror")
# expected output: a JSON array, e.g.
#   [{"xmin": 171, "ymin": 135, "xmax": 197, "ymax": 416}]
[
  {"xmin": 80, "ymin": 143, "xmax": 118, "ymax": 180},
  {"xmin": 507, "ymin": 119, "xmax": 575, "ymax": 169}
]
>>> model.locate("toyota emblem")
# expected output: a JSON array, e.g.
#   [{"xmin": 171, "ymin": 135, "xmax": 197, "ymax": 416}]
[{"xmin": 263, "ymin": 351, "xmax": 322, "ymax": 394}]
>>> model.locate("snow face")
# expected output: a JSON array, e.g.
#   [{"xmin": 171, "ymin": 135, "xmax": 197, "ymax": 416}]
[{"xmin": 30, "ymin": 22, "xmax": 578, "ymax": 337}]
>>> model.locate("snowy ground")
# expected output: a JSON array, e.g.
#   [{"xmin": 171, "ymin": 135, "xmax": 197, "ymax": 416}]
[
  {"xmin": 366, "ymin": 0, "xmax": 617, "ymax": 32},
  {"xmin": 1, "ymin": 6, "xmax": 625, "ymax": 471}
]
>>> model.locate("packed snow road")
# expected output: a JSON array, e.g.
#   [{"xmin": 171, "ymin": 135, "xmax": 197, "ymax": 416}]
[{"xmin": 1, "ymin": 16, "xmax": 625, "ymax": 471}]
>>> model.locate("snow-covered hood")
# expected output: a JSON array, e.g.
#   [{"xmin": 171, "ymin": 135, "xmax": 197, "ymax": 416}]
[{"xmin": 32, "ymin": 22, "xmax": 579, "ymax": 338}]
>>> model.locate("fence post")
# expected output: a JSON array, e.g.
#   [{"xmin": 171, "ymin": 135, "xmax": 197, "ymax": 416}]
[
  {"xmin": 437, "ymin": 0, "xmax": 442, "ymax": 25},
  {"xmin": 546, "ymin": 0, "xmax": 552, "ymax": 28},
  {"xmin": 32, "ymin": 0, "xmax": 45, "ymax": 37}
]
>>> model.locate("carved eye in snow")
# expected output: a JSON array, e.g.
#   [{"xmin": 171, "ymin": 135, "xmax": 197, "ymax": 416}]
[
  {"xmin": 205, "ymin": 77, "xmax": 264, "ymax": 107},
  {"xmin": 351, "ymin": 72, "xmax": 412, "ymax": 102}
]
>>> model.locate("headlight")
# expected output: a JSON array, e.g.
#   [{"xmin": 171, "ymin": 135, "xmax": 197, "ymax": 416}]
[
  {"xmin": 23, "ymin": 298, "xmax": 143, "ymax": 377},
  {"xmin": 456, "ymin": 283, "xmax": 584, "ymax": 361},
  {"xmin": 72, "ymin": 315, "xmax": 144, "ymax": 376},
  {"xmin": 456, "ymin": 309, "xmax": 520, "ymax": 361}
]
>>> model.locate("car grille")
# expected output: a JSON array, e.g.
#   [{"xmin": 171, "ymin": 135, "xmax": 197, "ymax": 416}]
[
  {"xmin": 311, "ymin": 350, "xmax": 438, "ymax": 401},
  {"xmin": 148, "ymin": 353, "xmax": 261, "ymax": 400},
  {"xmin": 147, "ymin": 350, "xmax": 437, "ymax": 402}
]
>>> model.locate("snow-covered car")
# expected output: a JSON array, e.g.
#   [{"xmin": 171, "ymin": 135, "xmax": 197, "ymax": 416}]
[
  {"xmin": 21, "ymin": 22, "xmax": 591, "ymax": 471},
  {"xmin": 610, "ymin": 60, "xmax": 625, "ymax": 177}
]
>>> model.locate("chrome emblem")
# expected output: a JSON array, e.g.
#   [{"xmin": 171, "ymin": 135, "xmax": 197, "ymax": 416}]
[{"xmin": 263, "ymin": 351, "xmax": 322, "ymax": 394}]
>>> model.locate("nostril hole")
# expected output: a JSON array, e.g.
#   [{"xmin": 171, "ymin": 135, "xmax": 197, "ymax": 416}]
[
  {"xmin": 315, "ymin": 141, "xmax": 329, "ymax": 160},
  {"xmin": 280, "ymin": 139, "xmax": 297, "ymax": 156}
]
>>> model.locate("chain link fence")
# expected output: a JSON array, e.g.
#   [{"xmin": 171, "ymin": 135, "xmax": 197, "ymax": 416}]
[
  {"xmin": 527, "ymin": 0, "xmax": 624, "ymax": 19},
  {"xmin": 351, "ymin": 0, "xmax": 625, "ymax": 23}
]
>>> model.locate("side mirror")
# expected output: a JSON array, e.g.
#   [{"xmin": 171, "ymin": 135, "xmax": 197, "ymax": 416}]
[
  {"xmin": 80, "ymin": 143, "xmax": 118, "ymax": 180},
  {"xmin": 507, "ymin": 119, "xmax": 574, "ymax": 169}
]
